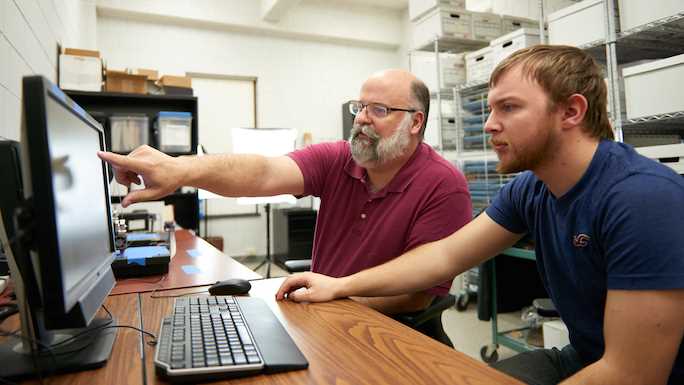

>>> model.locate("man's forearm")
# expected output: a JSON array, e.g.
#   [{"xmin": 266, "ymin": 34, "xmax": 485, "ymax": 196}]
[
  {"xmin": 350, "ymin": 292, "xmax": 435, "ymax": 315},
  {"xmin": 180, "ymin": 153, "xmax": 279, "ymax": 197},
  {"xmin": 335, "ymin": 214, "xmax": 520, "ymax": 299},
  {"xmin": 338, "ymin": 240, "xmax": 459, "ymax": 299}
]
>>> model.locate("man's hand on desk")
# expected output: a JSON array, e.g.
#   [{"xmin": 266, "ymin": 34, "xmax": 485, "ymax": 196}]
[{"xmin": 275, "ymin": 272, "xmax": 346, "ymax": 303}]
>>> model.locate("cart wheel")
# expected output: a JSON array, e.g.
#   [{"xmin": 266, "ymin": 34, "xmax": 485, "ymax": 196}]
[
  {"xmin": 456, "ymin": 293, "xmax": 469, "ymax": 311},
  {"xmin": 480, "ymin": 345, "xmax": 499, "ymax": 363}
]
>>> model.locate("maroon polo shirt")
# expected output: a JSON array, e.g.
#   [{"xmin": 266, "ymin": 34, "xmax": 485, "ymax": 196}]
[{"xmin": 288, "ymin": 141, "xmax": 472, "ymax": 296}]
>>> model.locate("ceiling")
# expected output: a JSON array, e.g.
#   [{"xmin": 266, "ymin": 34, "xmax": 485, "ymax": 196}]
[
  {"xmin": 315, "ymin": 0, "xmax": 409, "ymax": 11},
  {"xmin": 350, "ymin": 0, "xmax": 408, "ymax": 10}
]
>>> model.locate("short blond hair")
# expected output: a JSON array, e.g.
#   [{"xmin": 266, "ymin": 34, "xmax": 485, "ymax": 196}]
[{"xmin": 489, "ymin": 45, "xmax": 613, "ymax": 140}]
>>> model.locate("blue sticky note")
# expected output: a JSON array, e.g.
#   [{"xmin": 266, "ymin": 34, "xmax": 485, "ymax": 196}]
[
  {"xmin": 181, "ymin": 265, "xmax": 202, "ymax": 275},
  {"xmin": 186, "ymin": 249, "xmax": 201, "ymax": 258}
]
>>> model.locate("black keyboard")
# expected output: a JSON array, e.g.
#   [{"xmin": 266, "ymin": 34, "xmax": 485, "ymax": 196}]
[{"xmin": 155, "ymin": 295, "xmax": 308, "ymax": 383}]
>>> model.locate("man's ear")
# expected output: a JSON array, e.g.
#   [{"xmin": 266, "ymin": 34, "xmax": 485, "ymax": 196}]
[
  {"xmin": 411, "ymin": 111, "xmax": 425, "ymax": 135},
  {"xmin": 561, "ymin": 94, "xmax": 588, "ymax": 129}
]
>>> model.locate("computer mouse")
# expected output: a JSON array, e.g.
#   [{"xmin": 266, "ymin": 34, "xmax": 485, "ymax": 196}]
[{"xmin": 208, "ymin": 278, "xmax": 252, "ymax": 296}]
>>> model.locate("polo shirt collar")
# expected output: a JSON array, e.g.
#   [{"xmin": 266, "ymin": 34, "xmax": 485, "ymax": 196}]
[{"xmin": 344, "ymin": 143, "xmax": 431, "ymax": 195}]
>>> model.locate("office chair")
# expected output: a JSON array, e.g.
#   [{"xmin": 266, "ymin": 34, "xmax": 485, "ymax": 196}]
[
  {"xmin": 283, "ymin": 259, "xmax": 312, "ymax": 273},
  {"xmin": 282, "ymin": 259, "xmax": 455, "ymax": 347},
  {"xmin": 394, "ymin": 295, "xmax": 456, "ymax": 347}
]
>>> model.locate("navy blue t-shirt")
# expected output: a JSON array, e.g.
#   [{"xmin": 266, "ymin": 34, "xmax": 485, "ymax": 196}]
[{"xmin": 486, "ymin": 140, "xmax": 684, "ymax": 383}]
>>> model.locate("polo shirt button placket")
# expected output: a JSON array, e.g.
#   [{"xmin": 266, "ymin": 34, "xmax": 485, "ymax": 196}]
[{"xmin": 360, "ymin": 213, "xmax": 367, "ymax": 219}]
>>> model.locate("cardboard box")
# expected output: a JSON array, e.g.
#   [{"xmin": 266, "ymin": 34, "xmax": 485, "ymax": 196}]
[
  {"xmin": 409, "ymin": 0, "xmax": 466, "ymax": 21},
  {"xmin": 465, "ymin": 46, "xmax": 493, "ymax": 83},
  {"xmin": 412, "ymin": 8, "xmax": 475, "ymax": 49},
  {"xmin": 410, "ymin": 51, "xmax": 466, "ymax": 92},
  {"xmin": 618, "ymin": 0, "xmax": 684, "ymax": 32},
  {"xmin": 59, "ymin": 54, "xmax": 102, "ymax": 92},
  {"xmin": 132, "ymin": 68, "xmax": 159, "ymax": 81},
  {"xmin": 490, "ymin": 28, "xmax": 542, "ymax": 70},
  {"xmin": 548, "ymin": 0, "xmax": 607, "ymax": 47},
  {"xmin": 63, "ymin": 48, "xmax": 100, "ymax": 58},
  {"xmin": 502, "ymin": 15, "xmax": 539, "ymax": 35},
  {"xmin": 157, "ymin": 75, "xmax": 192, "ymax": 88},
  {"xmin": 472, "ymin": 12, "xmax": 502, "ymax": 41},
  {"xmin": 105, "ymin": 70, "xmax": 147, "ymax": 94},
  {"xmin": 425, "ymin": 116, "xmax": 457, "ymax": 149},
  {"xmin": 623, "ymin": 53, "xmax": 684, "ymax": 119}
]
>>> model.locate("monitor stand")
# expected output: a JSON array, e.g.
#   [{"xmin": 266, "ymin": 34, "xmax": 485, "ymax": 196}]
[{"xmin": 0, "ymin": 316, "xmax": 118, "ymax": 379}]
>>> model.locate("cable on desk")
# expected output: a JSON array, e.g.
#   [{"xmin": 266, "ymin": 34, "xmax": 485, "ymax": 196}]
[
  {"xmin": 47, "ymin": 305, "xmax": 157, "ymax": 349},
  {"xmin": 0, "ymin": 327, "xmax": 56, "ymax": 385},
  {"xmin": 122, "ymin": 273, "xmax": 168, "ymax": 285},
  {"xmin": 150, "ymin": 289, "xmax": 208, "ymax": 299},
  {"xmin": 147, "ymin": 275, "xmax": 278, "ymax": 299}
]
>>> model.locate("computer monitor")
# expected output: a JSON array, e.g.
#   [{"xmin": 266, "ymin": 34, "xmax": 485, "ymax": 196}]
[{"xmin": 0, "ymin": 76, "xmax": 119, "ymax": 379}]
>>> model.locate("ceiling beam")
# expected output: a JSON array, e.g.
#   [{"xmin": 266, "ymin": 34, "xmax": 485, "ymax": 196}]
[{"xmin": 260, "ymin": 0, "xmax": 301, "ymax": 22}]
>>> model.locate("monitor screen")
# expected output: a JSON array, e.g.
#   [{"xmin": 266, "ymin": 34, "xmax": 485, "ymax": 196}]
[
  {"xmin": 0, "ymin": 76, "xmax": 119, "ymax": 379},
  {"xmin": 44, "ymin": 96, "xmax": 113, "ymax": 309}
]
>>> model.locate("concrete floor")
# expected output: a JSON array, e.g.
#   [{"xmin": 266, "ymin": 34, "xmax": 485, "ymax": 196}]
[{"xmin": 238, "ymin": 256, "xmax": 528, "ymax": 364}]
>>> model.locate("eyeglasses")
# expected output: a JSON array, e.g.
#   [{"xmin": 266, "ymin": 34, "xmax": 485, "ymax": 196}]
[{"xmin": 348, "ymin": 100, "xmax": 417, "ymax": 119}]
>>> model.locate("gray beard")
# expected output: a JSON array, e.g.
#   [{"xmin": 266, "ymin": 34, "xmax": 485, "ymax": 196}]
[{"xmin": 348, "ymin": 115, "xmax": 412, "ymax": 167}]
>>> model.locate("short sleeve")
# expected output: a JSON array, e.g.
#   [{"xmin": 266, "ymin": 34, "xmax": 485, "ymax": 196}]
[
  {"xmin": 406, "ymin": 189, "xmax": 472, "ymax": 296},
  {"xmin": 287, "ymin": 141, "xmax": 348, "ymax": 197},
  {"xmin": 485, "ymin": 171, "xmax": 534, "ymax": 235},
  {"xmin": 600, "ymin": 175, "xmax": 684, "ymax": 290}
]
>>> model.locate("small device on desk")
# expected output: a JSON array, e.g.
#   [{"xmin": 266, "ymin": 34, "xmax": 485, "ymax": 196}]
[
  {"xmin": 111, "ymin": 212, "xmax": 174, "ymax": 278},
  {"xmin": 154, "ymin": 295, "xmax": 308, "ymax": 382},
  {"xmin": 208, "ymin": 278, "xmax": 251, "ymax": 296},
  {"xmin": 111, "ymin": 245, "xmax": 171, "ymax": 278}
]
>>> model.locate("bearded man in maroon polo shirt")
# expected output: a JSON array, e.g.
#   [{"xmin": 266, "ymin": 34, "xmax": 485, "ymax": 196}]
[{"xmin": 99, "ymin": 69, "xmax": 472, "ymax": 342}]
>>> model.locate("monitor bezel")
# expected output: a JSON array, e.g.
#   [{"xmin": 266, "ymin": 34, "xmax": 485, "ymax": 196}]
[{"xmin": 22, "ymin": 76, "xmax": 116, "ymax": 325}]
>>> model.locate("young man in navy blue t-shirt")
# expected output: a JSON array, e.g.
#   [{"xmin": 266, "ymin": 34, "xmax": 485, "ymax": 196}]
[{"xmin": 278, "ymin": 45, "xmax": 684, "ymax": 385}]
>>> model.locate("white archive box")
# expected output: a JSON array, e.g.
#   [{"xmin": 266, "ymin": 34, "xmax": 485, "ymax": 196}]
[
  {"xmin": 58, "ymin": 54, "xmax": 102, "ymax": 92},
  {"xmin": 501, "ymin": 15, "xmax": 539, "ymax": 35},
  {"xmin": 425, "ymin": 116, "xmax": 459, "ymax": 149},
  {"xmin": 635, "ymin": 143, "xmax": 684, "ymax": 174},
  {"xmin": 412, "ymin": 8, "xmax": 474, "ymax": 49},
  {"xmin": 429, "ymin": 98, "xmax": 456, "ymax": 118},
  {"xmin": 410, "ymin": 51, "xmax": 466, "ymax": 91},
  {"xmin": 472, "ymin": 12, "xmax": 503, "ymax": 41},
  {"xmin": 548, "ymin": 0, "xmax": 607, "ymax": 47},
  {"xmin": 543, "ymin": 320, "xmax": 570, "ymax": 349},
  {"xmin": 622, "ymin": 54, "xmax": 684, "ymax": 119},
  {"xmin": 409, "ymin": 0, "xmax": 466, "ymax": 21},
  {"xmin": 618, "ymin": 0, "xmax": 684, "ymax": 31},
  {"xmin": 490, "ymin": 28, "xmax": 542, "ymax": 69},
  {"xmin": 465, "ymin": 46, "xmax": 493, "ymax": 83}
]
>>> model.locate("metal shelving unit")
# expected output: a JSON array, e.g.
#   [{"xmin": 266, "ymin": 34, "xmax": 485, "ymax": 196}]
[
  {"xmin": 409, "ymin": 38, "xmax": 488, "ymax": 153},
  {"xmin": 606, "ymin": 7, "xmax": 684, "ymax": 165}
]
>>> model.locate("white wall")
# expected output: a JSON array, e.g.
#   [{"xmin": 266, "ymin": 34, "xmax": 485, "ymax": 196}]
[
  {"xmin": 0, "ymin": 0, "xmax": 97, "ymax": 141},
  {"xmin": 96, "ymin": 0, "xmax": 407, "ymax": 257}
]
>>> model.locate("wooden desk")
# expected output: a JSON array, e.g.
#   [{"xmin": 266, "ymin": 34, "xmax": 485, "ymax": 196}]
[
  {"xmin": 1, "ymin": 294, "xmax": 144, "ymax": 385},
  {"xmin": 139, "ymin": 278, "xmax": 522, "ymax": 385},
  {"xmin": 112, "ymin": 230, "xmax": 261, "ymax": 295}
]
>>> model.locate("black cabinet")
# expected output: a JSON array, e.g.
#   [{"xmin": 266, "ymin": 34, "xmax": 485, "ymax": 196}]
[
  {"xmin": 272, "ymin": 208, "xmax": 317, "ymax": 266},
  {"xmin": 342, "ymin": 101, "xmax": 354, "ymax": 141},
  {"xmin": 65, "ymin": 90, "xmax": 200, "ymax": 232}
]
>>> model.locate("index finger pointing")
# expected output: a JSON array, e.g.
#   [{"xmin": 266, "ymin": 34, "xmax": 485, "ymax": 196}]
[{"xmin": 98, "ymin": 151, "xmax": 143, "ymax": 173}]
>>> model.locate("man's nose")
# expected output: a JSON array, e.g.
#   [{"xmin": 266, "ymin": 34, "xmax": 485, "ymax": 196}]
[
  {"xmin": 354, "ymin": 106, "xmax": 372, "ymax": 125},
  {"xmin": 484, "ymin": 112, "xmax": 499, "ymax": 134}
]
